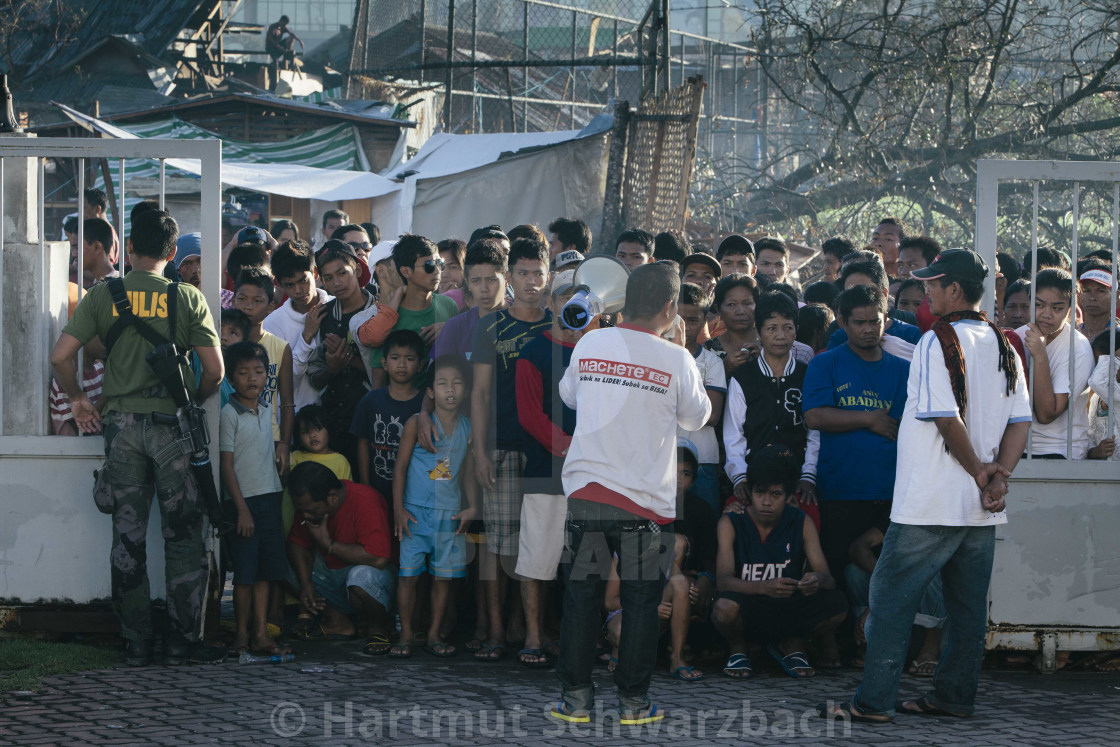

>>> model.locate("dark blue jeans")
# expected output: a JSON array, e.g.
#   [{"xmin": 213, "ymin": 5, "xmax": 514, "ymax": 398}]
[
  {"xmin": 854, "ymin": 523, "xmax": 996, "ymax": 717},
  {"xmin": 556, "ymin": 498, "xmax": 674, "ymax": 714}
]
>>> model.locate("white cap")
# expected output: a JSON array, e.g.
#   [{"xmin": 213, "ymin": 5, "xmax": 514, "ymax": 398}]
[
  {"xmin": 367, "ymin": 239, "xmax": 397, "ymax": 267},
  {"xmin": 1079, "ymin": 268, "xmax": 1114, "ymax": 289}
]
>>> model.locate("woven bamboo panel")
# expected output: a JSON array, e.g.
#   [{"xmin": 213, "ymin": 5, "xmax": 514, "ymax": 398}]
[{"xmin": 621, "ymin": 76, "xmax": 705, "ymax": 234}]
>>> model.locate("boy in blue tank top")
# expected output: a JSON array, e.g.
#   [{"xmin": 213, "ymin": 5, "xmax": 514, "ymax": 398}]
[
  {"xmin": 389, "ymin": 355, "xmax": 479, "ymax": 657},
  {"xmin": 712, "ymin": 445, "xmax": 847, "ymax": 680}
]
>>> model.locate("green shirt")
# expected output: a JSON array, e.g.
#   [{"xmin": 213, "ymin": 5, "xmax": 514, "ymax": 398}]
[
  {"xmin": 370, "ymin": 293, "xmax": 460, "ymax": 382},
  {"xmin": 63, "ymin": 270, "xmax": 220, "ymax": 415}
]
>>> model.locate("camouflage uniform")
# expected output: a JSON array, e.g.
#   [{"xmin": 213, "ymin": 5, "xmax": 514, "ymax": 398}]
[{"xmin": 102, "ymin": 412, "xmax": 206, "ymax": 642}]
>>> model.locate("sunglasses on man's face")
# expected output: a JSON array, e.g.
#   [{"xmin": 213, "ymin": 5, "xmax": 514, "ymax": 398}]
[
  {"xmin": 348, "ymin": 241, "xmax": 373, "ymax": 251},
  {"xmin": 421, "ymin": 257, "xmax": 446, "ymax": 274}
]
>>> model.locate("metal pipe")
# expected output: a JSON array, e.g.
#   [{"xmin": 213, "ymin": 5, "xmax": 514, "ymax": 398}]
[
  {"xmin": 444, "ymin": 0, "xmax": 455, "ymax": 130},
  {"xmin": 419, "ymin": 0, "xmax": 427, "ymax": 88},
  {"xmin": 570, "ymin": 11, "xmax": 577, "ymax": 129},
  {"xmin": 39, "ymin": 156, "xmax": 48, "ymax": 434},
  {"xmin": 76, "ymin": 162, "xmax": 84, "ymax": 433},
  {"xmin": 1068, "ymin": 182, "xmax": 1079, "ymax": 458},
  {"xmin": 471, "ymin": 0, "xmax": 478, "ymax": 132},
  {"xmin": 1109, "ymin": 183, "xmax": 1118, "ymax": 442},
  {"xmin": 0, "ymin": 156, "xmax": 5, "ymax": 435},
  {"xmin": 118, "ymin": 158, "xmax": 125, "ymax": 275},
  {"xmin": 612, "ymin": 19, "xmax": 619, "ymax": 100},
  {"xmin": 1027, "ymin": 180, "xmax": 1040, "ymax": 458},
  {"xmin": 159, "ymin": 158, "xmax": 166, "ymax": 210},
  {"xmin": 523, "ymin": 1, "xmax": 529, "ymax": 132}
]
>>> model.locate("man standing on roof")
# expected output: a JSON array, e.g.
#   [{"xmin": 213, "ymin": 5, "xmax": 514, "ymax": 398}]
[{"xmin": 266, "ymin": 15, "xmax": 302, "ymax": 70}]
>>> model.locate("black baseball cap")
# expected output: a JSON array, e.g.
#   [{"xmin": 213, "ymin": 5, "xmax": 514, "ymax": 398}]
[
  {"xmin": 716, "ymin": 234, "xmax": 754, "ymax": 260},
  {"xmin": 238, "ymin": 226, "xmax": 268, "ymax": 246},
  {"xmin": 911, "ymin": 248, "xmax": 989, "ymax": 283},
  {"xmin": 680, "ymin": 251, "xmax": 721, "ymax": 277}
]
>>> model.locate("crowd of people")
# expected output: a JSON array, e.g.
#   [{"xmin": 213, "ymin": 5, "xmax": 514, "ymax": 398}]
[{"xmin": 50, "ymin": 198, "xmax": 1119, "ymax": 723}]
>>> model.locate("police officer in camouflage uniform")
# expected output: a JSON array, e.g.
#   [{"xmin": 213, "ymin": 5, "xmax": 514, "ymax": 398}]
[{"xmin": 51, "ymin": 210, "xmax": 225, "ymax": 666}]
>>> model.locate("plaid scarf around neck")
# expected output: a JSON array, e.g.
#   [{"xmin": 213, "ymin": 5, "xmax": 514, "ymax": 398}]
[{"xmin": 930, "ymin": 310, "xmax": 1019, "ymax": 422}]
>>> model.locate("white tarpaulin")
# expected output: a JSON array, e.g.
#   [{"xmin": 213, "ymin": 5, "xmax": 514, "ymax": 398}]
[{"xmin": 53, "ymin": 102, "xmax": 401, "ymax": 201}]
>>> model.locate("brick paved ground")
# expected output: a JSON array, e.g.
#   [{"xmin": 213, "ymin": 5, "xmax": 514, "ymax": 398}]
[{"xmin": 2, "ymin": 640, "xmax": 1118, "ymax": 745}]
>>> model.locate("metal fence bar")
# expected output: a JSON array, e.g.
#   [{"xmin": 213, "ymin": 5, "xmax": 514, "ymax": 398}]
[
  {"xmin": 159, "ymin": 159, "xmax": 166, "ymax": 210},
  {"xmin": 0, "ymin": 156, "xmax": 4, "ymax": 436},
  {"xmin": 1027, "ymin": 180, "xmax": 1040, "ymax": 458},
  {"xmin": 1110, "ymin": 184, "xmax": 1118, "ymax": 440},
  {"xmin": 38, "ymin": 157, "xmax": 48, "ymax": 435},
  {"xmin": 1068, "ymin": 182, "xmax": 1080, "ymax": 458},
  {"xmin": 117, "ymin": 158, "xmax": 125, "ymax": 276},
  {"xmin": 76, "ymin": 161, "xmax": 85, "ymax": 435}
]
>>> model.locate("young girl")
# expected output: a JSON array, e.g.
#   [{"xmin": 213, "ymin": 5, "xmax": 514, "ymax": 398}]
[{"xmin": 287, "ymin": 405, "xmax": 353, "ymax": 640}]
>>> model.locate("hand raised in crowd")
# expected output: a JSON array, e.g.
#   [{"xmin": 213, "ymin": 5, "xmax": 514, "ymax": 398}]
[
  {"xmin": 981, "ymin": 472, "xmax": 1009, "ymax": 513},
  {"xmin": 236, "ymin": 505, "xmax": 254, "ymax": 538},
  {"xmin": 453, "ymin": 504, "xmax": 477, "ymax": 535},
  {"xmin": 302, "ymin": 302, "xmax": 328, "ymax": 344},
  {"xmin": 761, "ymin": 577, "xmax": 799, "ymax": 599},
  {"xmin": 797, "ymin": 572, "xmax": 822, "ymax": 596},
  {"xmin": 796, "ymin": 479, "xmax": 817, "ymax": 506},
  {"xmin": 419, "ymin": 321, "xmax": 445, "ymax": 346},
  {"xmin": 1022, "ymin": 323, "xmax": 1048, "ymax": 359},
  {"xmin": 306, "ymin": 515, "xmax": 331, "ymax": 549},
  {"xmin": 722, "ymin": 345, "xmax": 756, "ymax": 376},
  {"xmin": 70, "ymin": 395, "xmax": 102, "ymax": 434},
  {"xmin": 474, "ymin": 449, "xmax": 497, "ymax": 490},
  {"xmin": 668, "ymin": 316, "xmax": 687, "ymax": 347},
  {"xmin": 865, "ymin": 408, "xmax": 899, "ymax": 441},
  {"xmin": 323, "ymin": 333, "xmax": 353, "ymax": 374},
  {"xmin": 395, "ymin": 507, "xmax": 418, "ymax": 539},
  {"xmin": 724, "ymin": 498, "xmax": 746, "ymax": 515}
]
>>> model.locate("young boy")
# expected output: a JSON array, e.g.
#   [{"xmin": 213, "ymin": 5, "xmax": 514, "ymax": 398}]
[
  {"xmin": 219, "ymin": 341, "xmax": 289, "ymax": 656},
  {"xmin": 359, "ymin": 234, "xmax": 460, "ymax": 387},
  {"xmin": 233, "ymin": 268, "xmax": 294, "ymax": 475},
  {"xmin": 712, "ymin": 445, "xmax": 847, "ymax": 679},
  {"xmin": 1018, "ymin": 268, "xmax": 1095, "ymax": 458},
  {"xmin": 676, "ymin": 283, "xmax": 727, "ymax": 513},
  {"xmin": 390, "ymin": 355, "xmax": 479, "ymax": 657},
  {"xmin": 264, "ymin": 240, "xmax": 333, "ymax": 409},
  {"xmin": 431, "ymin": 239, "xmax": 509, "ymax": 361},
  {"xmin": 513, "ymin": 276, "xmax": 582, "ymax": 667},
  {"xmin": 307, "ymin": 240, "xmax": 377, "ymax": 466},
  {"xmin": 351, "ymin": 329, "xmax": 426, "ymax": 506}
]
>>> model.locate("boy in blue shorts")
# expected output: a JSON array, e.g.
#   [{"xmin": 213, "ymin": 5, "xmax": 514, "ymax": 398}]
[
  {"xmin": 219, "ymin": 341, "xmax": 289, "ymax": 656},
  {"xmin": 390, "ymin": 354, "xmax": 479, "ymax": 657}
]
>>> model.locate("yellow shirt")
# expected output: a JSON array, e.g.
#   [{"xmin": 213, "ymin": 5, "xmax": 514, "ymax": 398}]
[{"xmin": 257, "ymin": 330, "xmax": 289, "ymax": 442}]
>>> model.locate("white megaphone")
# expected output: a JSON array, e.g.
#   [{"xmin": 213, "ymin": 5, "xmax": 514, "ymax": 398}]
[{"xmin": 560, "ymin": 255, "xmax": 631, "ymax": 330}]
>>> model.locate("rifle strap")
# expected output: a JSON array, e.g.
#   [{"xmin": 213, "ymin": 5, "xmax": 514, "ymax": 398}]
[{"xmin": 103, "ymin": 277, "xmax": 180, "ymax": 359}]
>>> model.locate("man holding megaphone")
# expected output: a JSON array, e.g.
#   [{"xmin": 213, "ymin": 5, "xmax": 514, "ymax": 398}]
[{"xmin": 551, "ymin": 262, "xmax": 712, "ymax": 726}]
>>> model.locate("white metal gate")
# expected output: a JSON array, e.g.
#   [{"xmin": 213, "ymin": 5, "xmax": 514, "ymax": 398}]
[
  {"xmin": 974, "ymin": 159, "xmax": 1120, "ymax": 662},
  {"xmin": 0, "ymin": 136, "xmax": 222, "ymax": 613}
]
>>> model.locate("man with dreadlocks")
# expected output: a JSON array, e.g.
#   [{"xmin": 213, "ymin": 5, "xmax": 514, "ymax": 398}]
[{"xmin": 819, "ymin": 249, "xmax": 1031, "ymax": 725}]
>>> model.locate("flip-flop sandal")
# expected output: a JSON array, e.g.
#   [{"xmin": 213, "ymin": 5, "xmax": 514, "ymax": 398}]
[
  {"xmin": 474, "ymin": 643, "xmax": 505, "ymax": 662},
  {"xmin": 817, "ymin": 701, "xmax": 892, "ymax": 724},
  {"xmin": 908, "ymin": 659, "xmax": 937, "ymax": 677},
  {"xmin": 619, "ymin": 705, "xmax": 664, "ymax": 725},
  {"xmin": 518, "ymin": 648, "xmax": 551, "ymax": 668},
  {"xmin": 769, "ymin": 647, "xmax": 815, "ymax": 678},
  {"xmin": 671, "ymin": 665, "xmax": 703, "ymax": 682},
  {"xmin": 722, "ymin": 653, "xmax": 753, "ymax": 679},
  {"xmin": 607, "ymin": 656, "xmax": 618, "ymax": 673},
  {"xmin": 549, "ymin": 702, "xmax": 590, "ymax": 724},
  {"xmin": 465, "ymin": 637, "xmax": 484, "ymax": 652},
  {"xmin": 388, "ymin": 642, "xmax": 412, "ymax": 658},
  {"xmin": 895, "ymin": 696, "xmax": 969, "ymax": 718},
  {"xmin": 291, "ymin": 616, "xmax": 322, "ymax": 640},
  {"xmin": 425, "ymin": 642, "xmax": 458, "ymax": 658},
  {"xmin": 227, "ymin": 642, "xmax": 250, "ymax": 658},
  {"xmin": 364, "ymin": 634, "xmax": 391, "ymax": 656}
]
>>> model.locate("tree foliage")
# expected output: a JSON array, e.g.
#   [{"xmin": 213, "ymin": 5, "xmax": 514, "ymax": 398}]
[{"xmin": 693, "ymin": 0, "xmax": 1120, "ymax": 256}]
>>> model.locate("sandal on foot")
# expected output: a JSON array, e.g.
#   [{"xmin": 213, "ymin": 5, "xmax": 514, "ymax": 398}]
[
  {"xmin": 722, "ymin": 653, "xmax": 753, "ymax": 679},
  {"xmin": 549, "ymin": 702, "xmax": 590, "ymax": 723},
  {"xmin": 388, "ymin": 642, "xmax": 412, "ymax": 658},
  {"xmin": 895, "ymin": 696, "xmax": 968, "ymax": 718},
  {"xmin": 425, "ymin": 641, "xmax": 457, "ymax": 658},
  {"xmin": 291, "ymin": 616, "xmax": 322, "ymax": 640},
  {"xmin": 769, "ymin": 646, "xmax": 815, "ymax": 678},
  {"xmin": 620, "ymin": 704, "xmax": 664, "ymax": 725},
  {"xmin": 817, "ymin": 701, "xmax": 892, "ymax": 724},
  {"xmin": 518, "ymin": 648, "xmax": 551, "ymax": 668},
  {"xmin": 364, "ymin": 634, "xmax": 391, "ymax": 656},
  {"xmin": 227, "ymin": 642, "xmax": 250, "ymax": 658},
  {"xmin": 671, "ymin": 665, "xmax": 703, "ymax": 682},
  {"xmin": 474, "ymin": 643, "xmax": 505, "ymax": 662},
  {"xmin": 465, "ymin": 637, "xmax": 484, "ymax": 652},
  {"xmin": 606, "ymin": 656, "xmax": 618, "ymax": 673},
  {"xmin": 908, "ymin": 658, "xmax": 937, "ymax": 677}
]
